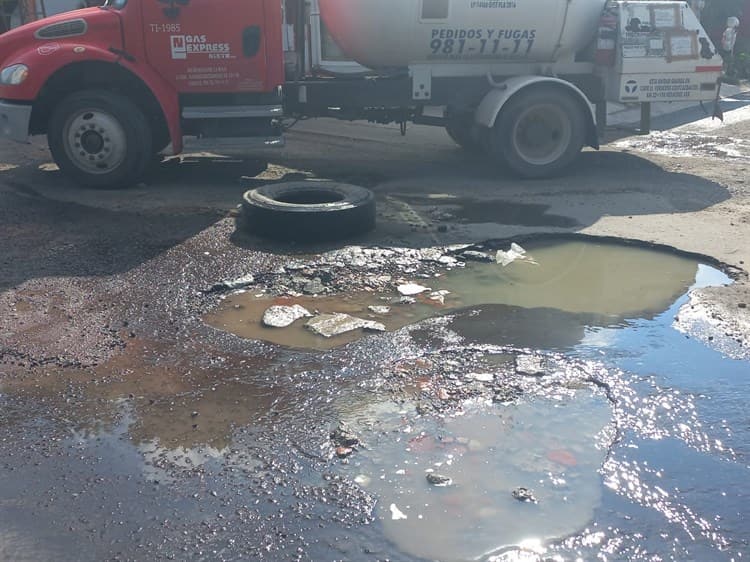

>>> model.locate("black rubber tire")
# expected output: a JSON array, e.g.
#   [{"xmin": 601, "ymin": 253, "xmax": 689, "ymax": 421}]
[
  {"xmin": 241, "ymin": 181, "xmax": 376, "ymax": 241},
  {"xmin": 48, "ymin": 89, "xmax": 153, "ymax": 189},
  {"xmin": 490, "ymin": 88, "xmax": 586, "ymax": 179},
  {"xmin": 444, "ymin": 109, "xmax": 480, "ymax": 151}
]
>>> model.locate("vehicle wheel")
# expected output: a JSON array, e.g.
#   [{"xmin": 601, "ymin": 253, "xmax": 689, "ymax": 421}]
[
  {"xmin": 48, "ymin": 89, "xmax": 153, "ymax": 189},
  {"xmin": 445, "ymin": 109, "xmax": 479, "ymax": 151},
  {"xmin": 241, "ymin": 181, "xmax": 376, "ymax": 241},
  {"xmin": 490, "ymin": 88, "xmax": 586, "ymax": 179}
]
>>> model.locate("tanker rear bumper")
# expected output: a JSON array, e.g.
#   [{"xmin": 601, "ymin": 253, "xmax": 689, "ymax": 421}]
[{"xmin": 0, "ymin": 100, "xmax": 32, "ymax": 143}]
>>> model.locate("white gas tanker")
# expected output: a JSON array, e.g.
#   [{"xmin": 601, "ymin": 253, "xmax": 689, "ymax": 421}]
[
  {"xmin": 318, "ymin": 0, "xmax": 607, "ymax": 69},
  {"xmin": 292, "ymin": 0, "xmax": 723, "ymax": 178}
]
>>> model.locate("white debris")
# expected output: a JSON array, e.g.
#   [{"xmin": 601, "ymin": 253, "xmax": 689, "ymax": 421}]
[
  {"xmin": 390, "ymin": 503, "xmax": 408, "ymax": 520},
  {"xmin": 206, "ymin": 274, "xmax": 255, "ymax": 293},
  {"xmin": 398, "ymin": 283, "xmax": 431, "ymax": 296},
  {"xmin": 368, "ymin": 305, "xmax": 391, "ymax": 315},
  {"xmin": 262, "ymin": 304, "xmax": 312, "ymax": 328},
  {"xmin": 305, "ymin": 313, "xmax": 386, "ymax": 338},
  {"xmin": 354, "ymin": 474, "xmax": 371, "ymax": 487},
  {"xmin": 495, "ymin": 243, "xmax": 538, "ymax": 267},
  {"xmin": 429, "ymin": 290, "xmax": 451, "ymax": 305},
  {"xmin": 467, "ymin": 372, "xmax": 494, "ymax": 382}
]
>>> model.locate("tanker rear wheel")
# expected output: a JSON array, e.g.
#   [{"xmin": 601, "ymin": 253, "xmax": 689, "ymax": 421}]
[
  {"xmin": 444, "ymin": 109, "xmax": 480, "ymax": 151},
  {"xmin": 491, "ymin": 88, "xmax": 586, "ymax": 179}
]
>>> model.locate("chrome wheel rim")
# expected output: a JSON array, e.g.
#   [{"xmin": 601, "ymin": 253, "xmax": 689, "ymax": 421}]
[{"xmin": 63, "ymin": 109, "xmax": 127, "ymax": 174}]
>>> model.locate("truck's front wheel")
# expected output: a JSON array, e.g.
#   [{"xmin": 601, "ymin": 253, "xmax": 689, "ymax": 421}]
[
  {"xmin": 491, "ymin": 88, "xmax": 586, "ymax": 179},
  {"xmin": 48, "ymin": 90, "xmax": 152, "ymax": 189}
]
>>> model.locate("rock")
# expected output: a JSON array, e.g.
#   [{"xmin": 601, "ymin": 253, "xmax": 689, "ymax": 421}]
[
  {"xmin": 368, "ymin": 305, "xmax": 391, "ymax": 315},
  {"xmin": 429, "ymin": 290, "xmax": 450, "ymax": 305},
  {"xmin": 398, "ymin": 283, "xmax": 431, "ymax": 296},
  {"xmin": 306, "ymin": 313, "xmax": 386, "ymax": 338},
  {"xmin": 467, "ymin": 372, "xmax": 494, "ymax": 382},
  {"xmin": 512, "ymin": 487, "xmax": 537, "ymax": 503},
  {"xmin": 303, "ymin": 278, "xmax": 325, "ymax": 295},
  {"xmin": 336, "ymin": 446, "xmax": 353, "ymax": 458},
  {"xmin": 496, "ymin": 243, "xmax": 538, "ymax": 267},
  {"xmin": 739, "ymin": 303, "xmax": 747, "ymax": 309},
  {"xmin": 262, "ymin": 304, "xmax": 312, "ymax": 328},
  {"xmin": 426, "ymin": 473, "xmax": 453, "ymax": 487},
  {"xmin": 330, "ymin": 422, "xmax": 360, "ymax": 447},
  {"xmin": 416, "ymin": 403, "xmax": 432, "ymax": 415},
  {"xmin": 419, "ymin": 248, "xmax": 444, "ymax": 262},
  {"xmin": 389, "ymin": 504, "xmax": 408, "ymax": 520},
  {"xmin": 459, "ymin": 250, "xmax": 494, "ymax": 263},
  {"xmin": 515, "ymin": 354, "xmax": 547, "ymax": 376},
  {"xmin": 204, "ymin": 274, "xmax": 255, "ymax": 294},
  {"xmin": 493, "ymin": 385, "xmax": 523, "ymax": 403}
]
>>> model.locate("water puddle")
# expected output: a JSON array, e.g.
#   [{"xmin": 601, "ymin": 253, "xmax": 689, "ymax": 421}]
[
  {"xmin": 614, "ymin": 130, "xmax": 750, "ymax": 160},
  {"xmin": 205, "ymin": 239, "xmax": 704, "ymax": 350},
  {"xmin": 335, "ymin": 391, "xmax": 614, "ymax": 561}
]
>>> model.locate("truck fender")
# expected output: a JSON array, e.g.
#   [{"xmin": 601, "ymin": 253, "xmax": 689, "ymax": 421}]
[
  {"xmin": 474, "ymin": 76, "xmax": 599, "ymax": 149},
  {"xmin": 116, "ymin": 58, "xmax": 182, "ymax": 154},
  {"xmin": 9, "ymin": 45, "xmax": 181, "ymax": 153}
]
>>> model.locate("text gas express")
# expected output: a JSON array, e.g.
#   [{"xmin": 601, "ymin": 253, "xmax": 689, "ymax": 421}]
[{"xmin": 428, "ymin": 28, "xmax": 537, "ymax": 58}]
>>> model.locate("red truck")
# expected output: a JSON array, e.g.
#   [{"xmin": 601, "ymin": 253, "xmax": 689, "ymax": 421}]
[{"xmin": 0, "ymin": 0, "xmax": 724, "ymax": 187}]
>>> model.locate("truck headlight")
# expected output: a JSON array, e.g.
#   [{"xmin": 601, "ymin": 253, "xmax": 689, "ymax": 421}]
[{"xmin": 0, "ymin": 64, "xmax": 29, "ymax": 85}]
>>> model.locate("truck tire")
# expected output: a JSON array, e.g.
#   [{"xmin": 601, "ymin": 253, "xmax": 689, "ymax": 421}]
[
  {"xmin": 490, "ymin": 88, "xmax": 586, "ymax": 179},
  {"xmin": 444, "ymin": 109, "xmax": 479, "ymax": 151},
  {"xmin": 241, "ymin": 181, "xmax": 375, "ymax": 241},
  {"xmin": 48, "ymin": 89, "xmax": 153, "ymax": 189}
]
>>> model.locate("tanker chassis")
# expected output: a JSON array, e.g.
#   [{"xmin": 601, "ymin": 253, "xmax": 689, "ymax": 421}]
[{"xmin": 0, "ymin": 0, "xmax": 725, "ymax": 188}]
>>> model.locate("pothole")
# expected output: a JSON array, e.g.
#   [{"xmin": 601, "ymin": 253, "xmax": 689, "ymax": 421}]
[{"xmin": 204, "ymin": 238, "xmax": 724, "ymax": 350}]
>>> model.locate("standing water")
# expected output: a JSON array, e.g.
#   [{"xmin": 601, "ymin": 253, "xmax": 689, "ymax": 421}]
[{"xmin": 1, "ymin": 238, "xmax": 748, "ymax": 561}]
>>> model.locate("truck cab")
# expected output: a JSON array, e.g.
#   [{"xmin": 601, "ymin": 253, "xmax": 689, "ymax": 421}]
[{"xmin": 0, "ymin": 0, "xmax": 284, "ymax": 187}]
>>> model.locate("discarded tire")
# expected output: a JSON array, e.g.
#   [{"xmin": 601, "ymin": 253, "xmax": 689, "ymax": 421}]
[{"xmin": 241, "ymin": 181, "xmax": 376, "ymax": 241}]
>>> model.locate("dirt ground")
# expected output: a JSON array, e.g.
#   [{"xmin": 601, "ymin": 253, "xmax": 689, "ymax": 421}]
[{"xmin": 1, "ymin": 96, "xmax": 749, "ymax": 560}]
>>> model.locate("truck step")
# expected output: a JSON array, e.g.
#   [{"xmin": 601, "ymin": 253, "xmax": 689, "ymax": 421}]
[
  {"xmin": 181, "ymin": 105, "xmax": 283, "ymax": 119},
  {"xmin": 183, "ymin": 136, "xmax": 285, "ymax": 154}
]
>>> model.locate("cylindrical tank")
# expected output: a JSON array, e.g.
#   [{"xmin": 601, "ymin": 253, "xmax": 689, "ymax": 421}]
[{"xmin": 318, "ymin": 0, "xmax": 608, "ymax": 69}]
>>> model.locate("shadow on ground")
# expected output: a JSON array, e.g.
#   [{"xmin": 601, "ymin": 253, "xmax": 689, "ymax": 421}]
[{"xmin": 0, "ymin": 132, "xmax": 732, "ymax": 284}]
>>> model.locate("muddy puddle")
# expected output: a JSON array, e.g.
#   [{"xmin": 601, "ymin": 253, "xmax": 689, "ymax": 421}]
[
  {"xmin": 335, "ymin": 392, "xmax": 614, "ymax": 561},
  {"xmin": 205, "ymin": 239, "xmax": 703, "ymax": 350}
]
